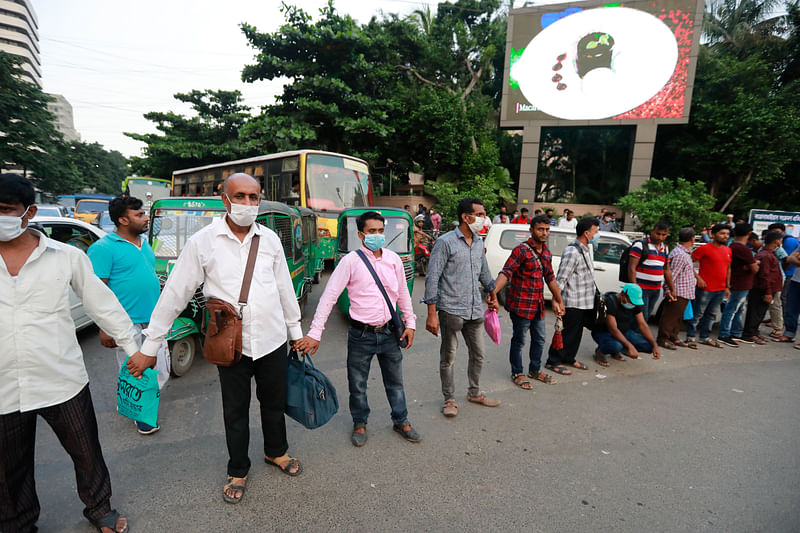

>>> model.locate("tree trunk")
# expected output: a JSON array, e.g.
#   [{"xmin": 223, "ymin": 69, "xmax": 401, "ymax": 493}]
[{"xmin": 718, "ymin": 169, "xmax": 753, "ymax": 213}]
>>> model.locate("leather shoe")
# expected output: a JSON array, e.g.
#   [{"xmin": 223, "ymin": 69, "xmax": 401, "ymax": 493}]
[
  {"xmin": 393, "ymin": 423, "xmax": 421, "ymax": 443},
  {"xmin": 351, "ymin": 424, "xmax": 367, "ymax": 447}
]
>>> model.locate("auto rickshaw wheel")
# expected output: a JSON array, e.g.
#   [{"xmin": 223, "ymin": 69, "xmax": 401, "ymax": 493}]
[{"xmin": 168, "ymin": 335, "xmax": 196, "ymax": 377}]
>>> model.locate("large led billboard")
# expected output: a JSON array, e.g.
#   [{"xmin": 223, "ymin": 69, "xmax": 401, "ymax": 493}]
[{"xmin": 500, "ymin": 0, "xmax": 703, "ymax": 126}]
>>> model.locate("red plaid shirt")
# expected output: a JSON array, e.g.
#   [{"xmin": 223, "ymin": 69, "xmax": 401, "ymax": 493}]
[{"xmin": 500, "ymin": 239, "xmax": 555, "ymax": 319}]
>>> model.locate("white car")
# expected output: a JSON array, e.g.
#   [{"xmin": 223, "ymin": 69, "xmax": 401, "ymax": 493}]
[
  {"xmin": 484, "ymin": 223, "xmax": 632, "ymax": 300},
  {"xmin": 31, "ymin": 216, "xmax": 107, "ymax": 331}
]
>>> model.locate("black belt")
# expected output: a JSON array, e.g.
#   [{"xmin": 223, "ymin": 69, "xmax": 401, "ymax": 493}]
[{"xmin": 349, "ymin": 317, "xmax": 394, "ymax": 333}]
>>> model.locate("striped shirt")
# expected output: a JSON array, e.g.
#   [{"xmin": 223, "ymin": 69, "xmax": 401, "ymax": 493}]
[
  {"xmin": 630, "ymin": 237, "xmax": 669, "ymax": 290},
  {"xmin": 668, "ymin": 244, "xmax": 695, "ymax": 300},
  {"xmin": 555, "ymin": 240, "xmax": 595, "ymax": 310}
]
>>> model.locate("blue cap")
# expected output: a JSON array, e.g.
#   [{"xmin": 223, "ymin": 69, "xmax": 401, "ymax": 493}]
[{"xmin": 622, "ymin": 283, "xmax": 644, "ymax": 306}]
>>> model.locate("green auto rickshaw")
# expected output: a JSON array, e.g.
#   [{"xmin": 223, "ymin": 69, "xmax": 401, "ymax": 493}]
[
  {"xmin": 148, "ymin": 197, "xmax": 312, "ymax": 377},
  {"xmin": 254, "ymin": 201, "xmax": 312, "ymax": 312},
  {"xmin": 335, "ymin": 207, "xmax": 414, "ymax": 314},
  {"xmin": 296, "ymin": 205, "xmax": 323, "ymax": 284}
]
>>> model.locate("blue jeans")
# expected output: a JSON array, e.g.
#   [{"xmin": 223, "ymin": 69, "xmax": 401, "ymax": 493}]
[
  {"xmin": 783, "ymin": 281, "xmax": 800, "ymax": 338},
  {"xmin": 640, "ymin": 288, "xmax": 662, "ymax": 322},
  {"xmin": 509, "ymin": 312, "xmax": 546, "ymax": 375},
  {"xmin": 347, "ymin": 326, "xmax": 408, "ymax": 426},
  {"xmin": 686, "ymin": 289, "xmax": 725, "ymax": 340},
  {"xmin": 718, "ymin": 289, "xmax": 748, "ymax": 338},
  {"xmin": 592, "ymin": 330, "xmax": 653, "ymax": 355}
]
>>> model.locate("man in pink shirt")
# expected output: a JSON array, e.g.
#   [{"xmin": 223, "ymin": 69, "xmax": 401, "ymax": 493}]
[{"xmin": 294, "ymin": 212, "xmax": 419, "ymax": 447}]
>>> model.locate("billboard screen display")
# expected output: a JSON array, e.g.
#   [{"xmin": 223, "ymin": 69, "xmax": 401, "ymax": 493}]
[{"xmin": 501, "ymin": 0, "xmax": 702, "ymax": 125}]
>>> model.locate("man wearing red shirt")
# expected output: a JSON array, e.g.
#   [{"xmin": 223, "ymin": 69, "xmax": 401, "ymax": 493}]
[
  {"xmin": 491, "ymin": 215, "xmax": 564, "ymax": 389},
  {"xmin": 687, "ymin": 224, "xmax": 732, "ymax": 347},
  {"xmin": 742, "ymin": 232, "xmax": 784, "ymax": 343},
  {"xmin": 512, "ymin": 207, "xmax": 531, "ymax": 225}
]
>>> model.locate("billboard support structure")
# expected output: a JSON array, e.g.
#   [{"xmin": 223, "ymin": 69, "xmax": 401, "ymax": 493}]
[{"xmin": 502, "ymin": 0, "xmax": 704, "ymax": 213}]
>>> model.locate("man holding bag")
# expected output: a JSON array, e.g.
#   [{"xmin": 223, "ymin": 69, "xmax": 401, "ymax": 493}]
[
  {"xmin": 88, "ymin": 195, "xmax": 167, "ymax": 435},
  {"xmin": 490, "ymin": 214, "xmax": 564, "ymax": 389},
  {"xmin": 295, "ymin": 211, "xmax": 419, "ymax": 447},
  {"xmin": 126, "ymin": 174, "xmax": 303, "ymax": 504}
]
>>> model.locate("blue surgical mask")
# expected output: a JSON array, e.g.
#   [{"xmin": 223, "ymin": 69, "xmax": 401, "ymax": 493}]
[
  {"xmin": 363, "ymin": 233, "xmax": 385, "ymax": 251},
  {"xmin": 590, "ymin": 233, "xmax": 600, "ymax": 249},
  {"xmin": 622, "ymin": 301, "xmax": 636, "ymax": 310}
]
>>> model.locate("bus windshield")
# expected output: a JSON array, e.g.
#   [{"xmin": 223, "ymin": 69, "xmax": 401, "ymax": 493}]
[
  {"xmin": 150, "ymin": 210, "xmax": 224, "ymax": 258},
  {"xmin": 305, "ymin": 154, "xmax": 368, "ymax": 211},
  {"xmin": 126, "ymin": 179, "xmax": 171, "ymax": 202}
]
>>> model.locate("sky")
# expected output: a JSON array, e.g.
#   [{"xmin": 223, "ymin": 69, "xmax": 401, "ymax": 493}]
[{"xmin": 34, "ymin": 0, "xmax": 482, "ymax": 158}]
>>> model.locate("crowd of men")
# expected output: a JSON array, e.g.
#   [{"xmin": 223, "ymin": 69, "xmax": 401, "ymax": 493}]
[{"xmin": 3, "ymin": 169, "xmax": 799, "ymax": 532}]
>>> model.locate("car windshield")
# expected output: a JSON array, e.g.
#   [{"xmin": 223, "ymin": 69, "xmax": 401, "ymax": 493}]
[
  {"xmin": 99, "ymin": 212, "xmax": 112, "ymax": 225},
  {"xmin": 342, "ymin": 216, "xmax": 410, "ymax": 254},
  {"xmin": 305, "ymin": 154, "xmax": 368, "ymax": 211},
  {"xmin": 36, "ymin": 207, "xmax": 61, "ymax": 216},
  {"xmin": 76, "ymin": 200, "xmax": 108, "ymax": 213},
  {"xmin": 150, "ymin": 209, "xmax": 224, "ymax": 258}
]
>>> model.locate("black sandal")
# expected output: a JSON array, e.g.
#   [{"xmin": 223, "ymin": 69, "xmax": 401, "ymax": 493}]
[
  {"xmin": 265, "ymin": 456, "xmax": 303, "ymax": 477},
  {"xmin": 91, "ymin": 509, "xmax": 128, "ymax": 532},
  {"xmin": 222, "ymin": 475, "xmax": 247, "ymax": 504},
  {"xmin": 545, "ymin": 364, "xmax": 572, "ymax": 375}
]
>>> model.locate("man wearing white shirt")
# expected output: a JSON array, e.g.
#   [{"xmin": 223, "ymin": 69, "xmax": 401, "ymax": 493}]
[
  {"xmin": 0, "ymin": 173, "xmax": 135, "ymax": 533},
  {"xmin": 127, "ymin": 173, "xmax": 303, "ymax": 505},
  {"xmin": 557, "ymin": 210, "xmax": 578, "ymax": 229}
]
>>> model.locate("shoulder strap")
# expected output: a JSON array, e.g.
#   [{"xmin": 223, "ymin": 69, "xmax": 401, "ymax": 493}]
[
  {"xmin": 355, "ymin": 249, "xmax": 402, "ymax": 324},
  {"xmin": 571, "ymin": 242, "xmax": 601, "ymax": 294},
  {"xmin": 239, "ymin": 234, "xmax": 260, "ymax": 306},
  {"xmin": 521, "ymin": 242, "xmax": 546, "ymax": 273}
]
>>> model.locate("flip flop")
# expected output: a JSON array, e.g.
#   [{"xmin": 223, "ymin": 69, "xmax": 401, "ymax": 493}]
[
  {"xmin": 265, "ymin": 456, "xmax": 303, "ymax": 477},
  {"xmin": 545, "ymin": 364, "xmax": 572, "ymax": 375},
  {"xmin": 686, "ymin": 340, "xmax": 698, "ymax": 350},
  {"xmin": 773, "ymin": 336, "xmax": 795, "ymax": 343},
  {"xmin": 91, "ymin": 509, "xmax": 128, "ymax": 533},
  {"xmin": 222, "ymin": 476, "xmax": 246, "ymax": 504},
  {"xmin": 658, "ymin": 340, "xmax": 678, "ymax": 350},
  {"xmin": 699, "ymin": 338, "xmax": 723, "ymax": 348},
  {"xmin": 794, "ymin": 344, "xmax": 800, "ymax": 350},
  {"xmin": 673, "ymin": 340, "xmax": 689, "ymax": 348},
  {"xmin": 570, "ymin": 361, "xmax": 589, "ymax": 370}
]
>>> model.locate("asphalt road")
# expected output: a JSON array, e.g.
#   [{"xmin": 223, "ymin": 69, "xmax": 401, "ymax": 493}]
[{"xmin": 32, "ymin": 272, "xmax": 800, "ymax": 532}]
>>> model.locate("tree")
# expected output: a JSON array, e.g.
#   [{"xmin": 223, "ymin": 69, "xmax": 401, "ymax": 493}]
[
  {"xmin": 125, "ymin": 90, "xmax": 250, "ymax": 178},
  {"xmin": 240, "ymin": 2, "xmax": 398, "ymax": 163},
  {"xmin": 617, "ymin": 178, "xmax": 723, "ymax": 244},
  {"xmin": 0, "ymin": 52, "xmax": 62, "ymax": 178},
  {"xmin": 65, "ymin": 141, "xmax": 129, "ymax": 194}
]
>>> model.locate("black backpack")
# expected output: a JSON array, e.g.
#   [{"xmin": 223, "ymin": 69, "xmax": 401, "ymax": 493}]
[{"xmin": 618, "ymin": 237, "xmax": 649, "ymax": 283}]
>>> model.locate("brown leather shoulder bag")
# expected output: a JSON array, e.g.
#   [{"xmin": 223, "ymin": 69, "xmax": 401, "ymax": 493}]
[{"xmin": 203, "ymin": 235, "xmax": 260, "ymax": 366}]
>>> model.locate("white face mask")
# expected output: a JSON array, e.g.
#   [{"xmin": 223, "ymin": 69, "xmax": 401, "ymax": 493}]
[
  {"xmin": 225, "ymin": 195, "xmax": 259, "ymax": 227},
  {"xmin": 0, "ymin": 206, "xmax": 30, "ymax": 242},
  {"xmin": 468, "ymin": 215, "xmax": 485, "ymax": 234}
]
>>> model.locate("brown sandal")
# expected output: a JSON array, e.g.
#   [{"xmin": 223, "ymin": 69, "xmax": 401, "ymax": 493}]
[
  {"xmin": 512, "ymin": 373, "xmax": 532, "ymax": 389},
  {"xmin": 528, "ymin": 371, "xmax": 555, "ymax": 384}
]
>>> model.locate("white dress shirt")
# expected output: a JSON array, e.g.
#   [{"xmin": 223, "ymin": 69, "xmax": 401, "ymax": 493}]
[
  {"xmin": 0, "ymin": 231, "xmax": 138, "ymax": 414},
  {"xmin": 141, "ymin": 216, "xmax": 302, "ymax": 359},
  {"xmin": 558, "ymin": 217, "xmax": 578, "ymax": 229}
]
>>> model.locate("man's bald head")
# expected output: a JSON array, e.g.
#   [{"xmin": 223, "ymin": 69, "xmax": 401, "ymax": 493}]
[{"xmin": 222, "ymin": 173, "xmax": 259, "ymax": 195}]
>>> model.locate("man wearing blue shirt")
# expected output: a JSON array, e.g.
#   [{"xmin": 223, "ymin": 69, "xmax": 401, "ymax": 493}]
[{"xmin": 88, "ymin": 196, "xmax": 166, "ymax": 435}]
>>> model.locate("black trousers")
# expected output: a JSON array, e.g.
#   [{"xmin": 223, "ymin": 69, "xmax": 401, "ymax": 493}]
[
  {"xmin": 743, "ymin": 288, "xmax": 770, "ymax": 338},
  {"xmin": 0, "ymin": 385, "xmax": 112, "ymax": 533},
  {"xmin": 217, "ymin": 343, "xmax": 288, "ymax": 478},
  {"xmin": 547, "ymin": 308, "xmax": 591, "ymax": 366}
]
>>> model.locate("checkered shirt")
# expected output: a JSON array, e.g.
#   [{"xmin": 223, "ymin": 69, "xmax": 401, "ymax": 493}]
[
  {"xmin": 501, "ymin": 239, "xmax": 555, "ymax": 320},
  {"xmin": 668, "ymin": 244, "xmax": 696, "ymax": 300},
  {"xmin": 555, "ymin": 240, "xmax": 595, "ymax": 310}
]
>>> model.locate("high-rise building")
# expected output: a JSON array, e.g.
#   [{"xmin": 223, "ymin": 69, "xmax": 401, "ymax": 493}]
[
  {"xmin": 47, "ymin": 93, "xmax": 80, "ymax": 142},
  {"xmin": 0, "ymin": 0, "xmax": 41, "ymax": 88}
]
